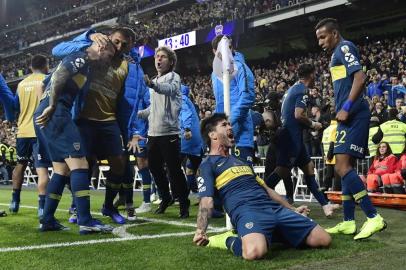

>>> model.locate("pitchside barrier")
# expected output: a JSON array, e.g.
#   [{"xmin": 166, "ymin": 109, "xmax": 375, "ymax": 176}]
[{"xmin": 22, "ymin": 157, "xmax": 373, "ymax": 199}]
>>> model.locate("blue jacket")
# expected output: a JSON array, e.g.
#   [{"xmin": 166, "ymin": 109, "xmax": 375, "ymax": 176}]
[
  {"xmin": 52, "ymin": 29, "xmax": 145, "ymax": 144},
  {"xmin": 387, "ymin": 84, "xmax": 406, "ymax": 107},
  {"xmin": 0, "ymin": 73, "xmax": 18, "ymax": 121},
  {"xmin": 180, "ymin": 85, "xmax": 203, "ymax": 156},
  {"xmin": 127, "ymin": 75, "xmax": 150, "ymax": 148},
  {"xmin": 211, "ymin": 52, "xmax": 255, "ymax": 148},
  {"xmin": 367, "ymin": 81, "xmax": 384, "ymax": 98},
  {"xmin": 52, "ymin": 30, "xmax": 94, "ymax": 58}
]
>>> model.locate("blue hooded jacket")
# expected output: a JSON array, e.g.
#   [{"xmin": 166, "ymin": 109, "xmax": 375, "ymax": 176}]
[
  {"xmin": 0, "ymin": 73, "xmax": 18, "ymax": 121},
  {"xmin": 52, "ymin": 29, "xmax": 146, "ymax": 144},
  {"xmin": 211, "ymin": 51, "xmax": 255, "ymax": 148},
  {"xmin": 180, "ymin": 85, "xmax": 203, "ymax": 156}
]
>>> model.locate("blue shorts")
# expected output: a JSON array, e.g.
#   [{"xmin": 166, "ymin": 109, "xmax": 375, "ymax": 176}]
[
  {"xmin": 16, "ymin": 137, "xmax": 51, "ymax": 168},
  {"xmin": 235, "ymin": 205, "xmax": 317, "ymax": 248},
  {"xmin": 232, "ymin": 146, "xmax": 254, "ymax": 165},
  {"xmin": 16, "ymin": 137, "xmax": 36, "ymax": 163},
  {"xmin": 276, "ymin": 127, "xmax": 311, "ymax": 168},
  {"xmin": 34, "ymin": 107, "xmax": 86, "ymax": 162},
  {"xmin": 333, "ymin": 117, "xmax": 369, "ymax": 159},
  {"xmin": 77, "ymin": 119, "xmax": 124, "ymax": 160}
]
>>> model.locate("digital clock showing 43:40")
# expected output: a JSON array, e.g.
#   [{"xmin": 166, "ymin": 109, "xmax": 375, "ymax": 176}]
[{"xmin": 158, "ymin": 30, "xmax": 196, "ymax": 51}]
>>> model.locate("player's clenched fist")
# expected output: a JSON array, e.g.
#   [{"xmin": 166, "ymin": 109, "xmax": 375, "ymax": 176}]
[{"xmin": 193, "ymin": 230, "xmax": 209, "ymax": 246}]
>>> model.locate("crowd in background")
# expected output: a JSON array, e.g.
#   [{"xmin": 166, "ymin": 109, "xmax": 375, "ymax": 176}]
[
  {"xmin": 1, "ymin": 1, "xmax": 406, "ymax": 193},
  {"xmin": 0, "ymin": 0, "xmax": 304, "ymax": 78}
]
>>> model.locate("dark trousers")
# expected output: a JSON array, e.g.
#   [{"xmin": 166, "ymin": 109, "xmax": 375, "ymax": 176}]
[{"xmin": 147, "ymin": 135, "xmax": 188, "ymax": 203}]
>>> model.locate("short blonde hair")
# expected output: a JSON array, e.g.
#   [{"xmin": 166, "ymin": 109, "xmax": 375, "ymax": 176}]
[{"xmin": 155, "ymin": 46, "xmax": 177, "ymax": 71}]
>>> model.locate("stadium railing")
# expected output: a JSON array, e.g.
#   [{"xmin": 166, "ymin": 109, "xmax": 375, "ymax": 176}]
[{"xmin": 21, "ymin": 156, "xmax": 372, "ymax": 197}]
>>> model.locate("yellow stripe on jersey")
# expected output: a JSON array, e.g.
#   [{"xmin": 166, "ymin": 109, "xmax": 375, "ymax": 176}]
[
  {"xmin": 215, "ymin": 165, "xmax": 254, "ymax": 190},
  {"xmin": 330, "ymin": 65, "xmax": 347, "ymax": 82},
  {"xmin": 72, "ymin": 73, "xmax": 87, "ymax": 89},
  {"xmin": 16, "ymin": 73, "xmax": 45, "ymax": 138},
  {"xmin": 256, "ymin": 176, "xmax": 266, "ymax": 187}
]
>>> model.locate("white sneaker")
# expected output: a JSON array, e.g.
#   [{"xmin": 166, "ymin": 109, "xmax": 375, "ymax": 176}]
[
  {"xmin": 152, "ymin": 199, "xmax": 162, "ymax": 205},
  {"xmin": 135, "ymin": 202, "xmax": 152, "ymax": 214},
  {"xmin": 150, "ymin": 193, "xmax": 156, "ymax": 202}
]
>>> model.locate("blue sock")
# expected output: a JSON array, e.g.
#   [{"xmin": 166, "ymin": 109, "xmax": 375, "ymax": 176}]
[
  {"xmin": 187, "ymin": 174, "xmax": 197, "ymax": 192},
  {"xmin": 38, "ymin": 195, "xmax": 46, "ymax": 209},
  {"xmin": 226, "ymin": 236, "xmax": 242, "ymax": 257},
  {"xmin": 139, "ymin": 168, "xmax": 152, "ymax": 203},
  {"xmin": 12, "ymin": 189, "xmax": 21, "ymax": 202},
  {"xmin": 343, "ymin": 170, "xmax": 377, "ymax": 218},
  {"xmin": 341, "ymin": 178, "xmax": 355, "ymax": 221},
  {"xmin": 123, "ymin": 163, "xmax": 134, "ymax": 205},
  {"xmin": 304, "ymin": 175, "xmax": 328, "ymax": 206},
  {"xmin": 42, "ymin": 174, "xmax": 69, "ymax": 224},
  {"xmin": 70, "ymin": 198, "xmax": 76, "ymax": 210},
  {"xmin": 104, "ymin": 171, "xmax": 121, "ymax": 209},
  {"xmin": 70, "ymin": 169, "xmax": 92, "ymax": 226},
  {"xmin": 265, "ymin": 172, "xmax": 281, "ymax": 188}
]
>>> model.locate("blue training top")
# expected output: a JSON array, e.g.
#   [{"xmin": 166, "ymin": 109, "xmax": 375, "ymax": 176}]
[
  {"xmin": 330, "ymin": 40, "xmax": 369, "ymax": 118},
  {"xmin": 198, "ymin": 155, "xmax": 279, "ymax": 222},
  {"xmin": 281, "ymin": 81, "xmax": 309, "ymax": 141},
  {"xmin": 40, "ymin": 51, "xmax": 90, "ymax": 111}
]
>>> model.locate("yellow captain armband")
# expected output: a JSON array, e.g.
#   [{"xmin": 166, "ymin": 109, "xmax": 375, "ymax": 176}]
[{"xmin": 256, "ymin": 176, "xmax": 266, "ymax": 187}]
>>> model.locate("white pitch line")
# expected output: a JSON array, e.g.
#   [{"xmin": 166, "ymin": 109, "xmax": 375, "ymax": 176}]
[
  {"xmin": 0, "ymin": 203, "xmax": 228, "ymax": 252},
  {"xmin": 112, "ymin": 222, "xmax": 155, "ymax": 238},
  {"xmin": 0, "ymin": 231, "xmax": 197, "ymax": 253}
]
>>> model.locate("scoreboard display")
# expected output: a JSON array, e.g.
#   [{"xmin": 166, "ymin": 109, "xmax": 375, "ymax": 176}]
[
  {"xmin": 158, "ymin": 31, "xmax": 197, "ymax": 50},
  {"xmin": 156, "ymin": 20, "xmax": 244, "ymax": 52}
]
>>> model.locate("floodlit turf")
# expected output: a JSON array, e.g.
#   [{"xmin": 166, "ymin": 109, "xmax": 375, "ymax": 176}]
[{"xmin": 0, "ymin": 186, "xmax": 405, "ymax": 270}]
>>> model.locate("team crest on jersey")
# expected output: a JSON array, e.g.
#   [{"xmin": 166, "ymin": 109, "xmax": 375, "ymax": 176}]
[
  {"xmin": 340, "ymin": 45, "xmax": 350, "ymax": 54},
  {"xmin": 197, "ymin": 177, "xmax": 206, "ymax": 192},
  {"xmin": 301, "ymin": 94, "xmax": 309, "ymax": 106},
  {"xmin": 245, "ymin": 222, "xmax": 254, "ymax": 229},
  {"xmin": 73, "ymin": 142, "xmax": 81, "ymax": 151},
  {"xmin": 74, "ymin": 58, "xmax": 85, "ymax": 68}
]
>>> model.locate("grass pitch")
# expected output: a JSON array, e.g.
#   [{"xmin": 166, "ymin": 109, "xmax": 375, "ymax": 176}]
[{"xmin": 0, "ymin": 186, "xmax": 405, "ymax": 270}]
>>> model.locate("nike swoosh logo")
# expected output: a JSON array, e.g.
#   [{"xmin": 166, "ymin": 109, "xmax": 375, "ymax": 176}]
[
  {"xmin": 170, "ymin": 139, "xmax": 177, "ymax": 143},
  {"xmin": 217, "ymin": 162, "xmax": 225, "ymax": 167}
]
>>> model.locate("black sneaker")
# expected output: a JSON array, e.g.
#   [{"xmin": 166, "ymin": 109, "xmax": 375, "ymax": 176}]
[
  {"xmin": 154, "ymin": 196, "xmax": 174, "ymax": 214},
  {"xmin": 179, "ymin": 199, "xmax": 190, "ymax": 219},
  {"xmin": 39, "ymin": 220, "xmax": 70, "ymax": 232}
]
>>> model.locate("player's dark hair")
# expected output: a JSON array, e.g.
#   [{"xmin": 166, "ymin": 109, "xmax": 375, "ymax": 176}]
[
  {"xmin": 201, "ymin": 113, "xmax": 227, "ymax": 148},
  {"xmin": 31, "ymin": 54, "xmax": 48, "ymax": 70},
  {"xmin": 315, "ymin": 18, "xmax": 339, "ymax": 32},
  {"xmin": 155, "ymin": 46, "xmax": 177, "ymax": 71},
  {"xmin": 112, "ymin": 26, "xmax": 136, "ymax": 43},
  {"xmin": 211, "ymin": 34, "xmax": 231, "ymax": 51},
  {"xmin": 297, "ymin": 63, "xmax": 315, "ymax": 79}
]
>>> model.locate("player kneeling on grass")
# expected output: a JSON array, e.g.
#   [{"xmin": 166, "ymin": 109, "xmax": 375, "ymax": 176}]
[
  {"xmin": 34, "ymin": 41, "xmax": 116, "ymax": 234},
  {"xmin": 193, "ymin": 113, "xmax": 331, "ymax": 260}
]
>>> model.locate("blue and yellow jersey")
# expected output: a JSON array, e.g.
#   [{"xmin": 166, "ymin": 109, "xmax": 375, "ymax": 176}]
[
  {"xmin": 80, "ymin": 59, "xmax": 128, "ymax": 121},
  {"xmin": 16, "ymin": 73, "xmax": 45, "ymax": 138},
  {"xmin": 330, "ymin": 40, "xmax": 369, "ymax": 118},
  {"xmin": 198, "ymin": 155, "xmax": 279, "ymax": 219},
  {"xmin": 41, "ymin": 51, "xmax": 90, "ymax": 110},
  {"xmin": 281, "ymin": 81, "xmax": 308, "ymax": 139}
]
